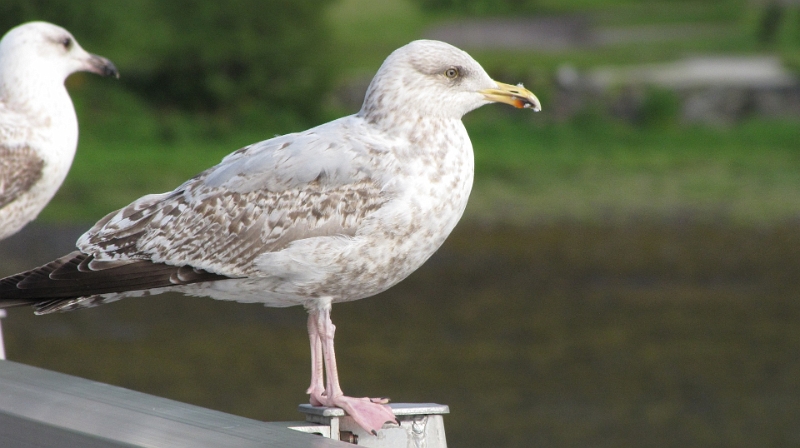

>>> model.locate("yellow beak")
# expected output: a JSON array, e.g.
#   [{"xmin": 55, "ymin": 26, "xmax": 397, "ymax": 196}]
[{"xmin": 481, "ymin": 81, "xmax": 541, "ymax": 112}]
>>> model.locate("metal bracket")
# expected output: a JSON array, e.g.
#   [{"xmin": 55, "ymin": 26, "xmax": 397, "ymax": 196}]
[{"xmin": 288, "ymin": 403, "xmax": 450, "ymax": 447}]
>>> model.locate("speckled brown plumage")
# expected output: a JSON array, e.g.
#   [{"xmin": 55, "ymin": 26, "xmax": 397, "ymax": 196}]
[{"xmin": 0, "ymin": 144, "xmax": 43, "ymax": 210}]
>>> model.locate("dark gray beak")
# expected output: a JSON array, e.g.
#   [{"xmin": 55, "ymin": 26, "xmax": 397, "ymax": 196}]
[{"xmin": 88, "ymin": 54, "xmax": 120, "ymax": 79}]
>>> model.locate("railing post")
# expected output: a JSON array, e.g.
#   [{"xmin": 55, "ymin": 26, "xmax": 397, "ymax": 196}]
[{"xmin": 289, "ymin": 403, "xmax": 449, "ymax": 447}]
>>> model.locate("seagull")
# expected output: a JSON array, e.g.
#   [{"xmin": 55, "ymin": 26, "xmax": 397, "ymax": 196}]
[
  {"xmin": 0, "ymin": 39, "xmax": 539, "ymax": 434},
  {"xmin": 0, "ymin": 21, "xmax": 119, "ymax": 240}
]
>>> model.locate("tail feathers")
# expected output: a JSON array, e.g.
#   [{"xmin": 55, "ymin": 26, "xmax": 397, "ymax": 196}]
[{"xmin": 0, "ymin": 251, "xmax": 233, "ymax": 312}]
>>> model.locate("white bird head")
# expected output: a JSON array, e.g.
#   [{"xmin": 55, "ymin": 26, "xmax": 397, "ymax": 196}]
[
  {"xmin": 360, "ymin": 39, "xmax": 540, "ymax": 123},
  {"xmin": 0, "ymin": 21, "xmax": 118, "ymax": 87}
]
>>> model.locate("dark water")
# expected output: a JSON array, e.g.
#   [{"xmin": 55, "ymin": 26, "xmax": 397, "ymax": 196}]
[{"xmin": 1, "ymin": 221, "xmax": 799, "ymax": 447}]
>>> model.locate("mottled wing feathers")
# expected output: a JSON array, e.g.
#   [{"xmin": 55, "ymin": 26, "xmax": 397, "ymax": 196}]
[
  {"xmin": 0, "ymin": 144, "xmax": 44, "ymax": 210},
  {"xmin": 0, "ymin": 117, "xmax": 393, "ymax": 309},
  {"xmin": 77, "ymin": 120, "xmax": 390, "ymax": 277}
]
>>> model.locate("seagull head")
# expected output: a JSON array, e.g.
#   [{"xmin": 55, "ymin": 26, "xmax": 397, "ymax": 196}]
[
  {"xmin": 0, "ymin": 21, "xmax": 119, "ymax": 86},
  {"xmin": 360, "ymin": 39, "xmax": 540, "ymax": 123}
]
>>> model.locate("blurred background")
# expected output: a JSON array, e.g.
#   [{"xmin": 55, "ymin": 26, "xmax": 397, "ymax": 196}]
[{"xmin": 1, "ymin": 0, "xmax": 800, "ymax": 446}]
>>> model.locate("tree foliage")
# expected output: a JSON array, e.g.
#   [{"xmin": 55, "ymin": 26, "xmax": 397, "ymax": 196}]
[
  {"xmin": 409, "ymin": 0, "xmax": 543, "ymax": 15},
  {"xmin": 0, "ymin": 0, "xmax": 336, "ymax": 119}
]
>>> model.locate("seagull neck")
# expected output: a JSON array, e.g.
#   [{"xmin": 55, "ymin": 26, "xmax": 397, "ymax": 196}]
[
  {"xmin": 0, "ymin": 70, "xmax": 77, "ymax": 134},
  {"xmin": 359, "ymin": 111, "xmax": 406, "ymax": 134},
  {"xmin": 358, "ymin": 107, "xmax": 444, "ymax": 141}
]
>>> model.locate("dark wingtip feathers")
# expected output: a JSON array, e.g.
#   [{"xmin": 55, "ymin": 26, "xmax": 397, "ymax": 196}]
[{"xmin": 0, "ymin": 251, "xmax": 233, "ymax": 313}]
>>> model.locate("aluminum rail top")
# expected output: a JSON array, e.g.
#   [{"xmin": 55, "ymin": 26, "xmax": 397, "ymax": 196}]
[{"xmin": 0, "ymin": 360, "xmax": 350, "ymax": 448}]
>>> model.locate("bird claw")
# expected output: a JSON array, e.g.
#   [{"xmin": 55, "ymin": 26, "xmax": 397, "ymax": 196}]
[
  {"xmin": 331, "ymin": 395, "xmax": 398, "ymax": 435},
  {"xmin": 309, "ymin": 392, "xmax": 398, "ymax": 434}
]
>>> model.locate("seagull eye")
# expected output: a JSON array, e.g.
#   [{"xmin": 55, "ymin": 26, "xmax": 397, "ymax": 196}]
[
  {"xmin": 444, "ymin": 67, "xmax": 459, "ymax": 79},
  {"xmin": 61, "ymin": 37, "xmax": 73, "ymax": 50}
]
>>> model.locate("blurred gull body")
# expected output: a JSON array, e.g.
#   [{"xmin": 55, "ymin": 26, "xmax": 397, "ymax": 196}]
[{"xmin": 0, "ymin": 21, "xmax": 118, "ymax": 240}]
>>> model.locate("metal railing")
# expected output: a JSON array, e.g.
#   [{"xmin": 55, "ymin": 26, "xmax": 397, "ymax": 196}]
[{"xmin": 0, "ymin": 360, "xmax": 449, "ymax": 447}]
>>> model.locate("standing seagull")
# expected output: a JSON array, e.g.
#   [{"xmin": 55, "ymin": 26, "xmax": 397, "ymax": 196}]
[
  {"xmin": 0, "ymin": 40, "xmax": 539, "ymax": 434},
  {"xmin": 0, "ymin": 21, "xmax": 119, "ymax": 240}
]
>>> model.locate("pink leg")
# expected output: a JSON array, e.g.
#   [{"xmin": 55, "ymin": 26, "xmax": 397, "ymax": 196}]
[
  {"xmin": 306, "ymin": 311, "xmax": 325, "ymax": 406},
  {"xmin": 306, "ymin": 305, "xmax": 397, "ymax": 435}
]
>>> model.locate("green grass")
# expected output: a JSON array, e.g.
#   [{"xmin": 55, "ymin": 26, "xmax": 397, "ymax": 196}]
[
  {"xmin": 41, "ymin": 108, "xmax": 800, "ymax": 226},
  {"xmin": 467, "ymin": 114, "xmax": 800, "ymax": 224}
]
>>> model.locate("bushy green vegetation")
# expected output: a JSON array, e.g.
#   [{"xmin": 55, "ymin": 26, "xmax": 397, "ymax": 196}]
[{"xmin": 1, "ymin": 0, "xmax": 335, "ymax": 119}]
